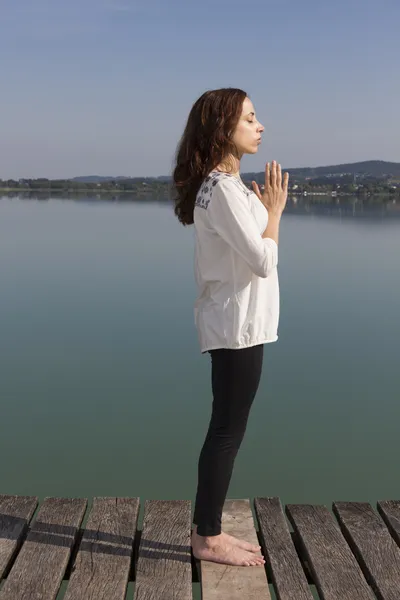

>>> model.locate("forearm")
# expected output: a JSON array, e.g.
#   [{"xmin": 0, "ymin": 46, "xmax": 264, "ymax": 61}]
[{"xmin": 262, "ymin": 210, "xmax": 281, "ymax": 245}]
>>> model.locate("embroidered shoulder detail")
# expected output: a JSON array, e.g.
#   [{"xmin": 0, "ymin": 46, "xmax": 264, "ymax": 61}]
[{"xmin": 195, "ymin": 172, "xmax": 250, "ymax": 210}]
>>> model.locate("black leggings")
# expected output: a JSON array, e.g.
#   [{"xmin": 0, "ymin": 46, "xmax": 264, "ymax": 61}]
[{"xmin": 193, "ymin": 344, "xmax": 264, "ymax": 536}]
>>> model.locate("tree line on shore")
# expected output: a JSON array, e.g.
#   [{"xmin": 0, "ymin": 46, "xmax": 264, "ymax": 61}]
[{"xmin": 1, "ymin": 176, "xmax": 399, "ymax": 199}]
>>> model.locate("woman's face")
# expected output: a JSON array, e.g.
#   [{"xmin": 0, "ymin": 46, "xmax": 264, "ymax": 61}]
[{"xmin": 232, "ymin": 97, "xmax": 265, "ymax": 156}]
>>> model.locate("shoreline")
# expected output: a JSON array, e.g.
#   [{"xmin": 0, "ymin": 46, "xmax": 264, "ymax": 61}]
[{"xmin": 0, "ymin": 187, "xmax": 397, "ymax": 201}]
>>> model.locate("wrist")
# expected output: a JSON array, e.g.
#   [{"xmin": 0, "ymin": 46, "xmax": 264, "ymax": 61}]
[{"xmin": 264, "ymin": 206, "xmax": 282, "ymax": 218}]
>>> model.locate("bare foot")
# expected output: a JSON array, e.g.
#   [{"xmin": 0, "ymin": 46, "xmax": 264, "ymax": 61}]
[
  {"xmin": 191, "ymin": 529, "xmax": 265, "ymax": 567},
  {"xmin": 193, "ymin": 526, "xmax": 260, "ymax": 553},
  {"xmin": 218, "ymin": 531, "xmax": 261, "ymax": 554}
]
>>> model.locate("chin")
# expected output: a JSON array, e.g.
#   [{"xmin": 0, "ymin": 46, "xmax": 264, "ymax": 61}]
[{"xmin": 242, "ymin": 144, "xmax": 259, "ymax": 155}]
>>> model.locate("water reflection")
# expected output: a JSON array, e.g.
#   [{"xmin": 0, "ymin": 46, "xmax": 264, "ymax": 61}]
[{"xmin": 1, "ymin": 192, "xmax": 399, "ymax": 219}]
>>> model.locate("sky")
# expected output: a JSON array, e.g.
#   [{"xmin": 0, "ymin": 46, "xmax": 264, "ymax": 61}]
[{"xmin": 1, "ymin": 0, "xmax": 399, "ymax": 179}]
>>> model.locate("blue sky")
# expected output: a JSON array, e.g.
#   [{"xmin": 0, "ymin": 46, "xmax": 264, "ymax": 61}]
[{"xmin": 1, "ymin": 0, "xmax": 399, "ymax": 178}]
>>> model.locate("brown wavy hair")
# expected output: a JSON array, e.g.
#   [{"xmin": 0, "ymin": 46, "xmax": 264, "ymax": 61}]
[{"xmin": 172, "ymin": 87, "xmax": 247, "ymax": 226}]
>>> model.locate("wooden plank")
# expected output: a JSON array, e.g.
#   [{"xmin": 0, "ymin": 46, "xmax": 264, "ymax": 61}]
[
  {"xmin": 201, "ymin": 499, "xmax": 270, "ymax": 600},
  {"xmin": 134, "ymin": 499, "xmax": 192, "ymax": 600},
  {"xmin": 333, "ymin": 501, "xmax": 400, "ymax": 600},
  {"xmin": 0, "ymin": 496, "xmax": 87, "ymax": 600},
  {"xmin": 63, "ymin": 497, "xmax": 139, "ymax": 600},
  {"xmin": 64, "ymin": 498, "xmax": 139, "ymax": 600},
  {"xmin": 377, "ymin": 500, "xmax": 400, "ymax": 546},
  {"xmin": 378, "ymin": 497, "xmax": 400, "ymax": 600},
  {"xmin": 0, "ymin": 495, "xmax": 38, "ymax": 579},
  {"xmin": 254, "ymin": 497, "xmax": 313, "ymax": 600},
  {"xmin": 286, "ymin": 503, "xmax": 374, "ymax": 600}
]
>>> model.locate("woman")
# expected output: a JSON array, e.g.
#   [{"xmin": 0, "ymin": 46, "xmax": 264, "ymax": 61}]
[{"xmin": 172, "ymin": 88, "xmax": 289, "ymax": 567}]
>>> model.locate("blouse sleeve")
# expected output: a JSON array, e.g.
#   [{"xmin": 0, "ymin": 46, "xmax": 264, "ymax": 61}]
[{"xmin": 207, "ymin": 177, "xmax": 278, "ymax": 278}]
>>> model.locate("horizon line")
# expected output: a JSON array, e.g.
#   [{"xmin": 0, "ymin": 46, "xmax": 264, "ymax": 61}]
[{"xmin": 2, "ymin": 158, "xmax": 399, "ymax": 181}]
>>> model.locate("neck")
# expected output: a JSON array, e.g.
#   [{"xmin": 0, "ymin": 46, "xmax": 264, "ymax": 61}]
[{"xmin": 215, "ymin": 154, "xmax": 242, "ymax": 178}]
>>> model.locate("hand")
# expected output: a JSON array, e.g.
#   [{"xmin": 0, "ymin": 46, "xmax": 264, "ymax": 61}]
[{"xmin": 251, "ymin": 161, "xmax": 289, "ymax": 215}]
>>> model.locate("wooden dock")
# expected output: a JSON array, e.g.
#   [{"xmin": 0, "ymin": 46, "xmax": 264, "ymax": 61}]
[{"xmin": 2, "ymin": 494, "xmax": 400, "ymax": 599}]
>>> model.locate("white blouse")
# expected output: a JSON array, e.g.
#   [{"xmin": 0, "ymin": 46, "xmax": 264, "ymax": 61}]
[{"xmin": 193, "ymin": 171, "xmax": 280, "ymax": 353}]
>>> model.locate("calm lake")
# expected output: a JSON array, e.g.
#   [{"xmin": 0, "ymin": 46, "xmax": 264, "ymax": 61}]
[{"xmin": 1, "ymin": 194, "xmax": 400, "ymax": 516}]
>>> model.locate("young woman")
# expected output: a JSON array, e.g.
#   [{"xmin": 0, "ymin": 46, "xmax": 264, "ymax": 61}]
[{"xmin": 173, "ymin": 88, "xmax": 289, "ymax": 567}]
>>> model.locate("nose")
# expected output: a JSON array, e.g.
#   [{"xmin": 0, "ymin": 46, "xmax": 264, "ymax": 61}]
[{"xmin": 258, "ymin": 122, "xmax": 265, "ymax": 133}]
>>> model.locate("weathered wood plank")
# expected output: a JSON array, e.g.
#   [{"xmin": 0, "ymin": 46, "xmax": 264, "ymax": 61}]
[
  {"xmin": 134, "ymin": 499, "xmax": 192, "ymax": 600},
  {"xmin": 62, "ymin": 497, "xmax": 139, "ymax": 600},
  {"xmin": 201, "ymin": 499, "xmax": 270, "ymax": 600},
  {"xmin": 0, "ymin": 496, "xmax": 87, "ymax": 600},
  {"xmin": 333, "ymin": 501, "xmax": 400, "ymax": 600},
  {"xmin": 377, "ymin": 500, "xmax": 400, "ymax": 547},
  {"xmin": 0, "ymin": 495, "xmax": 38, "ymax": 579},
  {"xmin": 254, "ymin": 497, "xmax": 313, "ymax": 600},
  {"xmin": 286, "ymin": 503, "xmax": 374, "ymax": 600}
]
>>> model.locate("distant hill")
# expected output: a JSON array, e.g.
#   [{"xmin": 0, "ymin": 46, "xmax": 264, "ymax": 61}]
[
  {"xmin": 72, "ymin": 176, "xmax": 117, "ymax": 183},
  {"xmin": 71, "ymin": 175, "xmax": 169, "ymax": 183},
  {"xmin": 243, "ymin": 160, "xmax": 400, "ymax": 182},
  {"xmin": 70, "ymin": 161, "xmax": 400, "ymax": 184}
]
